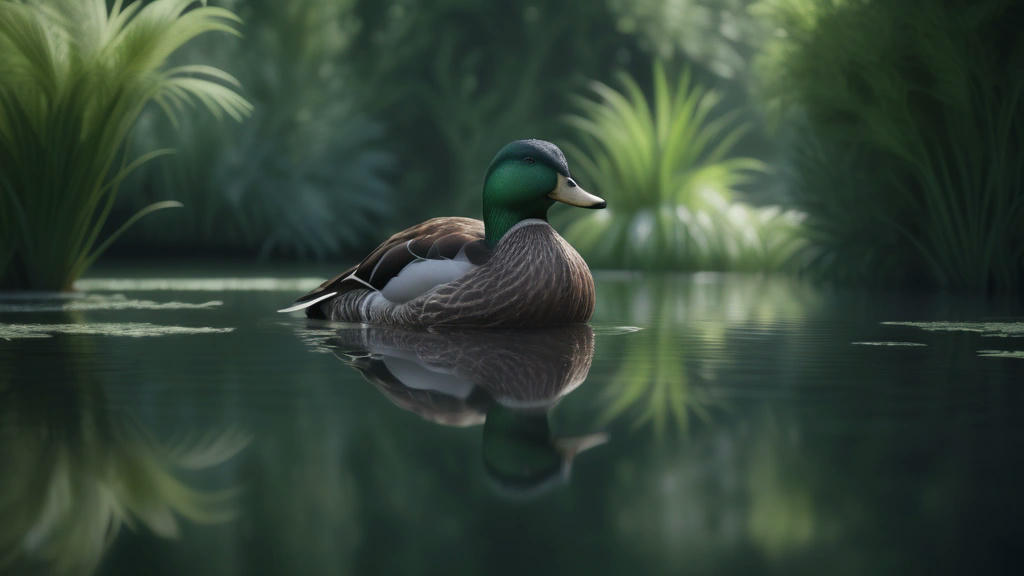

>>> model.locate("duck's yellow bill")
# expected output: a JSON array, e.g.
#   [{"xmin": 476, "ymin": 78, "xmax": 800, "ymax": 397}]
[{"xmin": 549, "ymin": 174, "xmax": 606, "ymax": 208}]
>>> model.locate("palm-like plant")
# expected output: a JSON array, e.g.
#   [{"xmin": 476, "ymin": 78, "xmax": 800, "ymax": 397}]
[
  {"xmin": 559, "ymin": 62, "xmax": 803, "ymax": 270},
  {"xmin": 0, "ymin": 0, "xmax": 250, "ymax": 290}
]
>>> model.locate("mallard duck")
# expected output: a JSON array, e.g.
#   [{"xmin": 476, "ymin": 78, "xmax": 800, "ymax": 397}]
[{"xmin": 279, "ymin": 139, "xmax": 606, "ymax": 327}]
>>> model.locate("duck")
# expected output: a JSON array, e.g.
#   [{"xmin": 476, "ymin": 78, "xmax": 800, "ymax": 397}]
[{"xmin": 279, "ymin": 139, "xmax": 606, "ymax": 327}]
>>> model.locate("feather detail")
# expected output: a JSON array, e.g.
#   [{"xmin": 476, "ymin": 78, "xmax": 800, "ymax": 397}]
[
  {"xmin": 284, "ymin": 217, "xmax": 487, "ymax": 317},
  {"xmin": 319, "ymin": 221, "xmax": 596, "ymax": 327},
  {"xmin": 277, "ymin": 290, "xmax": 338, "ymax": 313}
]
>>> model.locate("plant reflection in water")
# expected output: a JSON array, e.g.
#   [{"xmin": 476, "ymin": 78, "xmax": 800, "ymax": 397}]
[
  {"xmin": 298, "ymin": 324, "xmax": 607, "ymax": 497},
  {"xmin": 0, "ymin": 333, "xmax": 249, "ymax": 576},
  {"xmin": 592, "ymin": 273, "xmax": 818, "ymax": 437}
]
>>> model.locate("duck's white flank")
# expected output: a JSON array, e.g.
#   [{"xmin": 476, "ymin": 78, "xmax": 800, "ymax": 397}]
[{"xmin": 379, "ymin": 249, "xmax": 476, "ymax": 303}]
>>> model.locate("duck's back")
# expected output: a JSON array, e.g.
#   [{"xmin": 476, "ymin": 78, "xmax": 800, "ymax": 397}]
[{"xmin": 289, "ymin": 217, "xmax": 486, "ymax": 318}]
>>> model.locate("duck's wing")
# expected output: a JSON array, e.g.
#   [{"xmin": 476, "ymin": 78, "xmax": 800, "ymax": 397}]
[{"xmin": 280, "ymin": 217, "xmax": 490, "ymax": 314}]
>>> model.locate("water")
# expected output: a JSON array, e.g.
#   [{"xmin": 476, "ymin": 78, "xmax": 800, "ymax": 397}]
[{"xmin": 2, "ymin": 269, "xmax": 1023, "ymax": 575}]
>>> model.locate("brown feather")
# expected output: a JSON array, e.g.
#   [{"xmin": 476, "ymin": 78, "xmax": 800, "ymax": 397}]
[
  {"xmin": 320, "ymin": 221, "xmax": 596, "ymax": 327},
  {"xmin": 293, "ymin": 217, "xmax": 485, "ymax": 317}
]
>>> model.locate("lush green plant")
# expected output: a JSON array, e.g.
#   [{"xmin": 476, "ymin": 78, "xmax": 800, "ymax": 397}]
[
  {"xmin": 0, "ymin": 0, "xmax": 250, "ymax": 290},
  {"xmin": 754, "ymin": 0, "xmax": 1024, "ymax": 291},
  {"xmin": 558, "ymin": 63, "xmax": 804, "ymax": 270},
  {"xmin": 118, "ymin": 0, "xmax": 394, "ymax": 258},
  {"xmin": 346, "ymin": 0, "xmax": 643, "ymax": 219},
  {"xmin": 607, "ymin": 0, "xmax": 767, "ymax": 79}
]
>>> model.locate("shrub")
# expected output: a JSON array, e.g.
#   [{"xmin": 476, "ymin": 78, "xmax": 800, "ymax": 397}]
[
  {"xmin": 754, "ymin": 0, "xmax": 1024, "ymax": 291},
  {"xmin": 558, "ymin": 62, "xmax": 804, "ymax": 270},
  {"xmin": 0, "ymin": 0, "xmax": 250, "ymax": 290}
]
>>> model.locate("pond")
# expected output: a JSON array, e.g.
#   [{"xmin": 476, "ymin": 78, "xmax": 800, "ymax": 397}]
[{"xmin": 2, "ymin": 266, "xmax": 1022, "ymax": 575}]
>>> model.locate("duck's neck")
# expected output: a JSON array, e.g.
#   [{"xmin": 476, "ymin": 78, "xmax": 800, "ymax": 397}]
[{"xmin": 484, "ymin": 207, "xmax": 549, "ymax": 248}]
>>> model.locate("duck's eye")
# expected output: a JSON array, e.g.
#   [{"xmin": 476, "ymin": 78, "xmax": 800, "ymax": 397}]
[{"xmin": 523, "ymin": 156, "xmax": 535, "ymax": 165}]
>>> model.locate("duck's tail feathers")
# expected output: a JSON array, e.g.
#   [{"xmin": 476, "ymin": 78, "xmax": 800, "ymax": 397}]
[{"xmin": 277, "ymin": 291, "xmax": 338, "ymax": 314}]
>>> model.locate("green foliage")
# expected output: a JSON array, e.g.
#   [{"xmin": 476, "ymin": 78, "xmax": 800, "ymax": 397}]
[
  {"xmin": 608, "ymin": 0, "xmax": 766, "ymax": 79},
  {"xmin": 0, "ymin": 0, "xmax": 250, "ymax": 290},
  {"xmin": 754, "ymin": 0, "xmax": 1024, "ymax": 291},
  {"xmin": 559, "ymin": 63, "xmax": 804, "ymax": 270},
  {"xmin": 346, "ymin": 0, "xmax": 640, "ymax": 218},
  {"xmin": 119, "ymin": 0, "xmax": 394, "ymax": 258}
]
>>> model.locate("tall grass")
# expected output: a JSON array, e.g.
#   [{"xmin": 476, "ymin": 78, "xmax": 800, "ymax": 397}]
[
  {"xmin": 0, "ymin": 0, "xmax": 250, "ymax": 290},
  {"xmin": 558, "ymin": 62, "xmax": 804, "ymax": 270},
  {"xmin": 754, "ymin": 0, "xmax": 1024, "ymax": 291}
]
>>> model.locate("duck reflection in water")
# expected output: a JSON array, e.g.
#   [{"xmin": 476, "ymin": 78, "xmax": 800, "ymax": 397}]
[
  {"xmin": 0, "ymin": 335, "xmax": 248, "ymax": 576},
  {"xmin": 315, "ymin": 324, "xmax": 607, "ymax": 497}
]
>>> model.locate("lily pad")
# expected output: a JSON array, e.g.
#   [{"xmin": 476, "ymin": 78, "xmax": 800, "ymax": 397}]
[
  {"xmin": 0, "ymin": 295, "xmax": 222, "ymax": 312},
  {"xmin": 75, "ymin": 278, "xmax": 323, "ymax": 292},
  {"xmin": 881, "ymin": 321, "xmax": 1024, "ymax": 338},
  {"xmin": 851, "ymin": 341, "xmax": 927, "ymax": 347},
  {"xmin": 977, "ymin": 350, "xmax": 1024, "ymax": 360},
  {"xmin": 0, "ymin": 323, "xmax": 234, "ymax": 340}
]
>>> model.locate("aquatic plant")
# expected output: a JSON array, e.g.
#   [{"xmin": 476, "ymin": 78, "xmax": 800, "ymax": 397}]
[
  {"xmin": 119, "ymin": 0, "xmax": 394, "ymax": 258},
  {"xmin": 0, "ymin": 0, "xmax": 250, "ymax": 290},
  {"xmin": 753, "ymin": 0, "xmax": 1024, "ymax": 291},
  {"xmin": 558, "ymin": 63, "xmax": 804, "ymax": 270}
]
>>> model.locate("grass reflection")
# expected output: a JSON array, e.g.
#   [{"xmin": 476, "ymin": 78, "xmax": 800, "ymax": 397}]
[
  {"xmin": 0, "ymin": 335, "xmax": 247, "ymax": 575},
  {"xmin": 594, "ymin": 274, "xmax": 815, "ymax": 437},
  {"xmin": 599, "ymin": 321, "xmax": 713, "ymax": 437}
]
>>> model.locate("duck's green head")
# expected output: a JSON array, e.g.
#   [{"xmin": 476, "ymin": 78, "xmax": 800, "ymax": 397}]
[{"xmin": 482, "ymin": 139, "xmax": 606, "ymax": 247}]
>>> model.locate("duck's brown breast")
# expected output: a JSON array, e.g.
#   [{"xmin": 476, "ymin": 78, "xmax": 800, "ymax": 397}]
[{"xmin": 410, "ymin": 221, "xmax": 596, "ymax": 327}]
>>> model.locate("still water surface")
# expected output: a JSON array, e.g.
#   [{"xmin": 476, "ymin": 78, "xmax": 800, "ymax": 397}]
[{"xmin": 2, "ymin": 269, "xmax": 1022, "ymax": 575}]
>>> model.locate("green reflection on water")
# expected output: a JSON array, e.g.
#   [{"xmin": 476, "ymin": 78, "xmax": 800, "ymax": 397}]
[
  {"xmin": 0, "ymin": 331, "xmax": 247, "ymax": 575},
  {"xmin": 1, "ymin": 272, "xmax": 1022, "ymax": 575},
  {"xmin": 593, "ymin": 274, "xmax": 817, "ymax": 436}
]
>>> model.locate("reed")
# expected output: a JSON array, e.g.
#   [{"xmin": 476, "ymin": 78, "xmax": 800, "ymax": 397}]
[
  {"xmin": 754, "ymin": 0, "xmax": 1024, "ymax": 290},
  {"xmin": 0, "ymin": 0, "xmax": 250, "ymax": 290}
]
